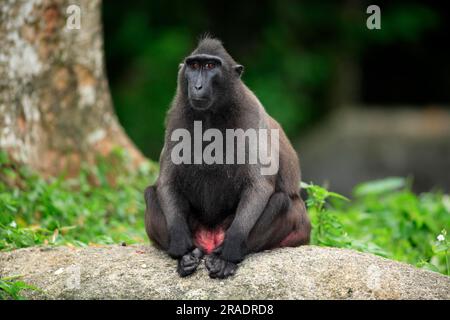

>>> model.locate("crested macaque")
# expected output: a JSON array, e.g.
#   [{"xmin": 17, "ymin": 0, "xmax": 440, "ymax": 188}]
[{"xmin": 145, "ymin": 37, "xmax": 311, "ymax": 279}]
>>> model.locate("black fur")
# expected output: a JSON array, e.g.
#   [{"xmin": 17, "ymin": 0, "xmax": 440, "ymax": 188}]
[{"xmin": 145, "ymin": 37, "xmax": 311, "ymax": 278}]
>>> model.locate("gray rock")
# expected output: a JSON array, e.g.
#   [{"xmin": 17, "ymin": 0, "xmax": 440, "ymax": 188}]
[{"xmin": 0, "ymin": 245, "xmax": 449, "ymax": 299}]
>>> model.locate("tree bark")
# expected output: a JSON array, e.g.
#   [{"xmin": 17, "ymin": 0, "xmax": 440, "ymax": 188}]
[{"xmin": 0, "ymin": 0, "xmax": 144, "ymax": 176}]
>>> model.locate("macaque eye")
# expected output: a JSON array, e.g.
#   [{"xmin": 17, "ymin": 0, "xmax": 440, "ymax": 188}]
[
  {"xmin": 191, "ymin": 62, "xmax": 200, "ymax": 70},
  {"xmin": 205, "ymin": 63, "xmax": 216, "ymax": 70}
]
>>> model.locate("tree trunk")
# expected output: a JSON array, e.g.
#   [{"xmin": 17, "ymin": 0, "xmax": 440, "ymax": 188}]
[{"xmin": 0, "ymin": 0, "xmax": 144, "ymax": 176}]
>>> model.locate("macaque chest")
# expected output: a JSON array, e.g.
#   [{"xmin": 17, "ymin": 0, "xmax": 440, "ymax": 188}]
[{"xmin": 181, "ymin": 165, "xmax": 242, "ymax": 225}]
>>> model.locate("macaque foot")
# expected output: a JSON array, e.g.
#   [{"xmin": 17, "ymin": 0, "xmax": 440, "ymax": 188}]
[
  {"xmin": 205, "ymin": 253, "xmax": 238, "ymax": 279},
  {"xmin": 177, "ymin": 248, "xmax": 204, "ymax": 277}
]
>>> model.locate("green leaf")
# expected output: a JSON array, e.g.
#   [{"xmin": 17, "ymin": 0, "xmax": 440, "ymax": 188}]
[{"xmin": 354, "ymin": 177, "xmax": 406, "ymax": 197}]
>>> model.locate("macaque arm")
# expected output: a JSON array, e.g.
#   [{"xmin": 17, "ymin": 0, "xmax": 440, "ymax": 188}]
[
  {"xmin": 157, "ymin": 183, "xmax": 193, "ymax": 258},
  {"xmin": 220, "ymin": 180, "xmax": 273, "ymax": 262}
]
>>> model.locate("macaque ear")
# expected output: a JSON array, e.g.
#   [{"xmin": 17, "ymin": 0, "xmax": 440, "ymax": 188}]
[{"xmin": 234, "ymin": 64, "xmax": 244, "ymax": 77}]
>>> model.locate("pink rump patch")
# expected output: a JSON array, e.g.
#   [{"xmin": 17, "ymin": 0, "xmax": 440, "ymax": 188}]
[
  {"xmin": 194, "ymin": 226, "xmax": 225, "ymax": 254},
  {"xmin": 278, "ymin": 230, "xmax": 303, "ymax": 248}
]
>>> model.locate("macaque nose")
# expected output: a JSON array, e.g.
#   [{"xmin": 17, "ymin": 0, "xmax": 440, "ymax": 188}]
[{"xmin": 195, "ymin": 84, "xmax": 202, "ymax": 91}]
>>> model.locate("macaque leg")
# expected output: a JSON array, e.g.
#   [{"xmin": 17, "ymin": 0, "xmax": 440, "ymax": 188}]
[
  {"xmin": 277, "ymin": 198, "xmax": 311, "ymax": 248},
  {"xmin": 144, "ymin": 186, "xmax": 169, "ymax": 250},
  {"xmin": 205, "ymin": 185, "xmax": 273, "ymax": 279},
  {"xmin": 247, "ymin": 195, "xmax": 311, "ymax": 252}
]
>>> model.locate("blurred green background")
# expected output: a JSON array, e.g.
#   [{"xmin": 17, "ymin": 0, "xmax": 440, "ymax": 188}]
[{"xmin": 102, "ymin": 0, "xmax": 449, "ymax": 160}]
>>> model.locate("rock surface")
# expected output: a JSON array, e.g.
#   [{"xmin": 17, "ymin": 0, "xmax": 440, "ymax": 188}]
[{"xmin": 0, "ymin": 245, "xmax": 449, "ymax": 299}]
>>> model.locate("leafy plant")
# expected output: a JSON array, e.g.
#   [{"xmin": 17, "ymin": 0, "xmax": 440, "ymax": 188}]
[
  {"xmin": 303, "ymin": 178, "xmax": 450, "ymax": 275},
  {"xmin": 0, "ymin": 276, "xmax": 40, "ymax": 300},
  {"xmin": 0, "ymin": 150, "xmax": 158, "ymax": 250},
  {"xmin": 430, "ymin": 229, "xmax": 449, "ymax": 275},
  {"xmin": 301, "ymin": 182, "xmax": 351, "ymax": 247}
]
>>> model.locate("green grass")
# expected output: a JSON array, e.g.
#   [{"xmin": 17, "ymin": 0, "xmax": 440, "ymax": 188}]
[
  {"xmin": 0, "ymin": 276, "xmax": 40, "ymax": 300},
  {"xmin": 0, "ymin": 149, "xmax": 158, "ymax": 251},
  {"xmin": 0, "ymin": 151, "xmax": 448, "ymax": 299}
]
